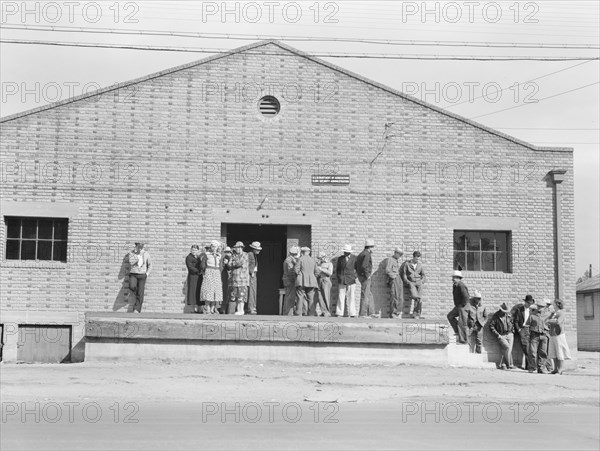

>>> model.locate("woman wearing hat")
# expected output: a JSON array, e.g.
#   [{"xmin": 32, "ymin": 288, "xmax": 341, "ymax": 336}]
[
  {"xmin": 226, "ymin": 242, "xmax": 250, "ymax": 315},
  {"xmin": 185, "ymin": 244, "xmax": 202, "ymax": 313},
  {"xmin": 200, "ymin": 240, "xmax": 223, "ymax": 314},
  {"xmin": 316, "ymin": 251, "xmax": 333, "ymax": 316},
  {"xmin": 547, "ymin": 299, "xmax": 572, "ymax": 374}
]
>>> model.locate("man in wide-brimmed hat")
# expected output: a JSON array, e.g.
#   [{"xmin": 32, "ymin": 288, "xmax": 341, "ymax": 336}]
[
  {"xmin": 489, "ymin": 301, "xmax": 515, "ymax": 369},
  {"xmin": 356, "ymin": 238, "xmax": 376, "ymax": 317},
  {"xmin": 385, "ymin": 247, "xmax": 404, "ymax": 318},
  {"xmin": 335, "ymin": 244, "xmax": 358, "ymax": 317},
  {"xmin": 446, "ymin": 268, "xmax": 472, "ymax": 344},
  {"xmin": 512, "ymin": 294, "xmax": 535, "ymax": 369},
  {"xmin": 401, "ymin": 250, "xmax": 426, "ymax": 318},
  {"xmin": 294, "ymin": 247, "xmax": 319, "ymax": 316},
  {"xmin": 526, "ymin": 300, "xmax": 552, "ymax": 373},
  {"xmin": 281, "ymin": 246, "xmax": 300, "ymax": 315},
  {"xmin": 226, "ymin": 241, "xmax": 249, "ymax": 315},
  {"xmin": 246, "ymin": 241, "xmax": 262, "ymax": 315},
  {"xmin": 469, "ymin": 290, "xmax": 488, "ymax": 354}
]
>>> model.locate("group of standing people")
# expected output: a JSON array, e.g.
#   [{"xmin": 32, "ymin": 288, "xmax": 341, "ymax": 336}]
[
  {"xmin": 185, "ymin": 240, "xmax": 262, "ymax": 315},
  {"xmin": 183, "ymin": 237, "xmax": 426, "ymax": 319},
  {"xmin": 129, "ymin": 241, "xmax": 571, "ymax": 374},
  {"xmin": 282, "ymin": 240, "xmax": 426, "ymax": 319},
  {"xmin": 281, "ymin": 246, "xmax": 333, "ymax": 316},
  {"xmin": 447, "ymin": 268, "xmax": 572, "ymax": 373}
]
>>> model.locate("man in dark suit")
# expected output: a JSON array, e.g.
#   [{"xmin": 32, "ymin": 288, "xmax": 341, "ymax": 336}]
[
  {"xmin": 512, "ymin": 294, "xmax": 535, "ymax": 369},
  {"xmin": 446, "ymin": 268, "xmax": 472, "ymax": 344},
  {"xmin": 246, "ymin": 241, "xmax": 261, "ymax": 315},
  {"xmin": 335, "ymin": 244, "xmax": 357, "ymax": 317},
  {"xmin": 356, "ymin": 238, "xmax": 376, "ymax": 317},
  {"xmin": 294, "ymin": 247, "xmax": 319, "ymax": 316}
]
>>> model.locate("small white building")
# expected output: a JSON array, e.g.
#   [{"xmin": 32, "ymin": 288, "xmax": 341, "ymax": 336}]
[{"xmin": 576, "ymin": 274, "xmax": 600, "ymax": 351}]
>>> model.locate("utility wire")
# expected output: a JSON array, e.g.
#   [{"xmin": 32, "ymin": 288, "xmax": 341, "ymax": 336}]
[
  {"xmin": 2, "ymin": 39, "xmax": 598, "ymax": 61},
  {"xmin": 441, "ymin": 60, "xmax": 594, "ymax": 109},
  {"xmin": 470, "ymin": 82, "xmax": 600, "ymax": 119},
  {"xmin": 2, "ymin": 24, "xmax": 599, "ymax": 50}
]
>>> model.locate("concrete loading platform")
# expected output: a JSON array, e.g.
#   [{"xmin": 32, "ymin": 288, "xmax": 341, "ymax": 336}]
[{"xmin": 84, "ymin": 313, "xmax": 495, "ymax": 367}]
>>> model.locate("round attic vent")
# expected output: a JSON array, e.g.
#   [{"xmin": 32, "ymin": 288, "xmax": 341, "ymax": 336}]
[{"xmin": 258, "ymin": 96, "xmax": 280, "ymax": 117}]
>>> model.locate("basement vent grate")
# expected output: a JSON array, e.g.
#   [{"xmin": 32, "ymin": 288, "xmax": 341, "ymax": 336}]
[{"xmin": 258, "ymin": 96, "xmax": 280, "ymax": 117}]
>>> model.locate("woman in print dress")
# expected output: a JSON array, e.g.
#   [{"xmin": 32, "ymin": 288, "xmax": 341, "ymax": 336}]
[
  {"xmin": 548, "ymin": 298, "xmax": 572, "ymax": 374},
  {"xmin": 200, "ymin": 240, "xmax": 223, "ymax": 314}
]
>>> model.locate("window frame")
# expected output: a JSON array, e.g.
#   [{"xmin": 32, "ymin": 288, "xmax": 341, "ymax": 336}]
[
  {"xmin": 4, "ymin": 217, "xmax": 69, "ymax": 263},
  {"xmin": 453, "ymin": 230, "xmax": 512, "ymax": 274}
]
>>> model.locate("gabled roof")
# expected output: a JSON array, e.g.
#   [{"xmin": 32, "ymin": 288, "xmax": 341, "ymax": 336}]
[
  {"xmin": 0, "ymin": 40, "xmax": 572, "ymax": 153},
  {"xmin": 577, "ymin": 274, "xmax": 600, "ymax": 293}
]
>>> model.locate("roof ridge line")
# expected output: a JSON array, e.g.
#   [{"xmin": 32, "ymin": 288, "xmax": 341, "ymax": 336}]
[{"xmin": 1, "ymin": 39, "xmax": 573, "ymax": 153}]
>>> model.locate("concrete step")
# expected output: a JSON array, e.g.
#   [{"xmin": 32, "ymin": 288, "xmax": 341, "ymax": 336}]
[{"xmin": 446, "ymin": 339, "xmax": 497, "ymax": 368}]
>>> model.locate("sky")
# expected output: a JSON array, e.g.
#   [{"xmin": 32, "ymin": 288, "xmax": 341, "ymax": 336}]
[{"xmin": 1, "ymin": 0, "xmax": 598, "ymax": 277}]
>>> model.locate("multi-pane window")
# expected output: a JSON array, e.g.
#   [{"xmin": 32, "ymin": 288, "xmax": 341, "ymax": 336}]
[
  {"xmin": 5, "ymin": 217, "xmax": 68, "ymax": 262},
  {"xmin": 453, "ymin": 231, "xmax": 511, "ymax": 273}
]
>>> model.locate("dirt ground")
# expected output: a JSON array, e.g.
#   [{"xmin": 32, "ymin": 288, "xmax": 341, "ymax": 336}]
[
  {"xmin": 1, "ymin": 353, "xmax": 599, "ymax": 450},
  {"xmin": 2, "ymin": 352, "xmax": 599, "ymax": 405}
]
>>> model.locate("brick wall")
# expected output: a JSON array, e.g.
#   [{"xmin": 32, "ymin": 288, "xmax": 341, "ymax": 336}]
[{"xmin": 0, "ymin": 42, "xmax": 576, "ymax": 356}]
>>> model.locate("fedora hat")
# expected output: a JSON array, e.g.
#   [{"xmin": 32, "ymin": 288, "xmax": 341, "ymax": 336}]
[
  {"xmin": 364, "ymin": 238, "xmax": 375, "ymax": 247},
  {"xmin": 393, "ymin": 247, "xmax": 404, "ymax": 255},
  {"xmin": 300, "ymin": 246, "xmax": 311, "ymax": 252},
  {"xmin": 233, "ymin": 241, "xmax": 244, "ymax": 248},
  {"xmin": 472, "ymin": 290, "xmax": 482, "ymax": 299},
  {"xmin": 452, "ymin": 270, "xmax": 463, "ymax": 278},
  {"xmin": 289, "ymin": 246, "xmax": 299, "ymax": 255},
  {"xmin": 249, "ymin": 241, "xmax": 262, "ymax": 250},
  {"xmin": 499, "ymin": 302, "xmax": 510, "ymax": 313},
  {"xmin": 523, "ymin": 294, "xmax": 535, "ymax": 303},
  {"xmin": 343, "ymin": 244, "xmax": 352, "ymax": 253}
]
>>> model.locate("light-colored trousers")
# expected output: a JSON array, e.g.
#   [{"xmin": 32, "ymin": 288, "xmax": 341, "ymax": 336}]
[{"xmin": 336, "ymin": 283, "xmax": 356, "ymax": 317}]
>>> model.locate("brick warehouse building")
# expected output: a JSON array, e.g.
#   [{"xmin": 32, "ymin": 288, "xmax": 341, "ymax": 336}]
[{"xmin": 0, "ymin": 41, "xmax": 575, "ymax": 363}]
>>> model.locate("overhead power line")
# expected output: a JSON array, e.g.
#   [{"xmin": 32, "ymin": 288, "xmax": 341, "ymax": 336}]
[
  {"xmin": 470, "ymin": 82, "xmax": 600, "ymax": 119},
  {"xmin": 2, "ymin": 24, "xmax": 599, "ymax": 50},
  {"xmin": 1, "ymin": 39, "xmax": 598, "ymax": 61},
  {"xmin": 442, "ymin": 60, "xmax": 594, "ymax": 109}
]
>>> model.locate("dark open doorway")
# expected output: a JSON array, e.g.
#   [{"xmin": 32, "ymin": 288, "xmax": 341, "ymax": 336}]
[{"xmin": 225, "ymin": 224, "xmax": 287, "ymax": 315}]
